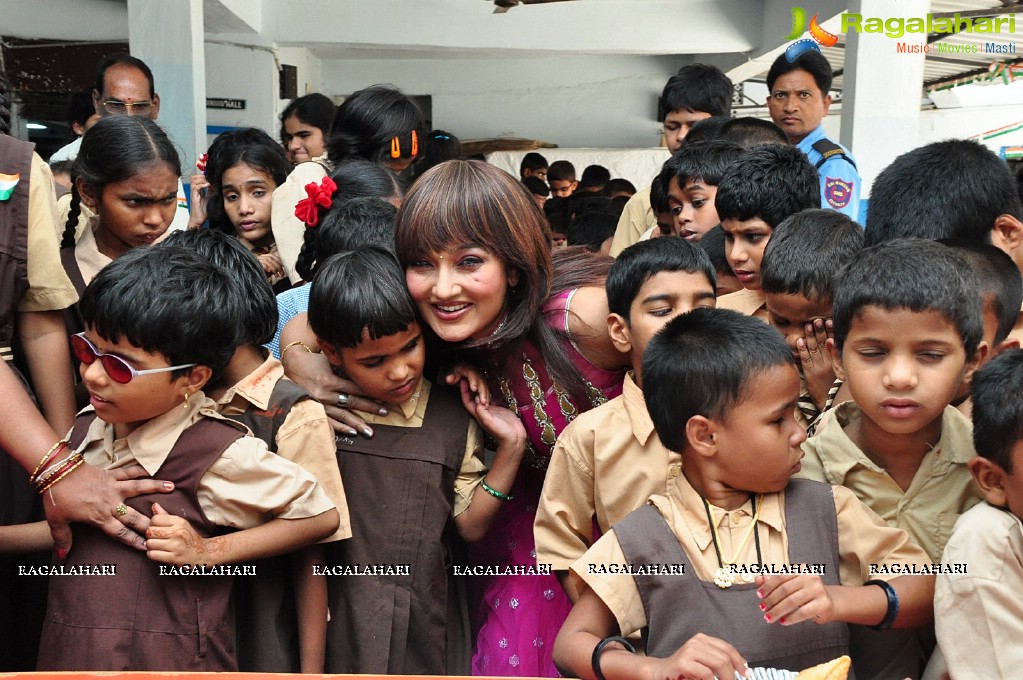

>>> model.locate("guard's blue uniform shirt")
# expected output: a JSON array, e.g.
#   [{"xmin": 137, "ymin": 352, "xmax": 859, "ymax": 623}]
[{"xmin": 796, "ymin": 125, "xmax": 861, "ymax": 221}]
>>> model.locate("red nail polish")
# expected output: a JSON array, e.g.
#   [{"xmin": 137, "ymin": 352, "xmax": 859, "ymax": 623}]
[
  {"xmin": 764, "ymin": 614, "xmax": 772, "ymax": 622},
  {"xmin": 780, "ymin": 617, "xmax": 787, "ymax": 625},
  {"xmin": 759, "ymin": 603, "xmax": 765, "ymax": 611},
  {"xmin": 56, "ymin": 547, "xmax": 67, "ymax": 560},
  {"xmin": 756, "ymin": 590, "xmax": 763, "ymax": 599}
]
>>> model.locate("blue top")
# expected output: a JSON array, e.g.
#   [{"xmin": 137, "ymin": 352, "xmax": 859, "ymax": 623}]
[
  {"xmin": 268, "ymin": 283, "xmax": 311, "ymax": 359},
  {"xmin": 796, "ymin": 125, "xmax": 862, "ymax": 222}
]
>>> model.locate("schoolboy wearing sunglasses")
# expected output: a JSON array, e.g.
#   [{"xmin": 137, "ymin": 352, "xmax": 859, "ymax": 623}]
[{"xmin": 34, "ymin": 247, "xmax": 341, "ymax": 672}]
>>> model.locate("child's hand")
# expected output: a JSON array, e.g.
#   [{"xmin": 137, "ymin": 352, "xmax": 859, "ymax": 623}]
[
  {"xmin": 646, "ymin": 633, "xmax": 750, "ymax": 680},
  {"xmin": 257, "ymin": 252, "xmax": 285, "ymax": 279},
  {"xmin": 796, "ymin": 318, "xmax": 836, "ymax": 409},
  {"xmin": 187, "ymin": 174, "xmax": 209, "ymax": 229},
  {"xmin": 445, "ymin": 362, "xmax": 490, "ymax": 406},
  {"xmin": 462, "ymin": 383, "xmax": 526, "ymax": 452},
  {"xmin": 145, "ymin": 502, "xmax": 214, "ymax": 566},
  {"xmin": 756, "ymin": 571, "xmax": 835, "ymax": 626}
]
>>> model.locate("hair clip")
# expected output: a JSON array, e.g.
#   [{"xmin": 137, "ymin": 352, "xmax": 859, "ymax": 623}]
[
  {"xmin": 196, "ymin": 153, "xmax": 208, "ymax": 174},
  {"xmin": 390, "ymin": 136, "xmax": 401, "ymax": 159},
  {"xmin": 294, "ymin": 176, "xmax": 337, "ymax": 227},
  {"xmin": 411, "ymin": 130, "xmax": 419, "ymax": 157}
]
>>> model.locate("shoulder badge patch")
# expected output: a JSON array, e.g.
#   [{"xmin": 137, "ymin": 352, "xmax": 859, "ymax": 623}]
[{"xmin": 824, "ymin": 177, "xmax": 852, "ymax": 209}]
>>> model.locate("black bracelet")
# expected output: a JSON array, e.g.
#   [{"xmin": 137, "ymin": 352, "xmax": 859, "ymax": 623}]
[
  {"xmin": 591, "ymin": 635, "xmax": 636, "ymax": 680},
  {"xmin": 865, "ymin": 579, "xmax": 900, "ymax": 630}
]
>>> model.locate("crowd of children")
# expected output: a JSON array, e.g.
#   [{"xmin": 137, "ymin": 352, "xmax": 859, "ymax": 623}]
[{"xmin": 1, "ymin": 46, "xmax": 1022, "ymax": 680}]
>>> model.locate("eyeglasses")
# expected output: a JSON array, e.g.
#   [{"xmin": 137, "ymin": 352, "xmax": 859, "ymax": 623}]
[
  {"xmin": 71, "ymin": 333, "xmax": 196, "ymax": 384},
  {"xmin": 101, "ymin": 99, "xmax": 154, "ymax": 115}
]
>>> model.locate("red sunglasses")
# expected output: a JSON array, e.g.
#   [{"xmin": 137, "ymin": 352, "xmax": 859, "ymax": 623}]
[{"xmin": 71, "ymin": 333, "xmax": 197, "ymax": 384}]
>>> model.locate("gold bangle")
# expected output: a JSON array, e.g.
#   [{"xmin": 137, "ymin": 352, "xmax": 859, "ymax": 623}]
[
  {"xmin": 30, "ymin": 440, "xmax": 68, "ymax": 483},
  {"xmin": 282, "ymin": 340, "xmax": 317, "ymax": 356},
  {"xmin": 38, "ymin": 457, "xmax": 86, "ymax": 495}
]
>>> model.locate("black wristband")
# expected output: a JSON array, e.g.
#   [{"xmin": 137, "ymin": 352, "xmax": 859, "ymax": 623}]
[
  {"xmin": 865, "ymin": 578, "xmax": 900, "ymax": 630},
  {"xmin": 591, "ymin": 635, "xmax": 636, "ymax": 680}
]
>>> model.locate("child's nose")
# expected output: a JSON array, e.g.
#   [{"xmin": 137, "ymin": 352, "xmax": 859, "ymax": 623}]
[{"xmin": 883, "ymin": 356, "xmax": 916, "ymax": 389}]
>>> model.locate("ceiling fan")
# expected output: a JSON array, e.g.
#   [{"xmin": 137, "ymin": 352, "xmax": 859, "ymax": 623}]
[{"xmin": 492, "ymin": 0, "xmax": 581, "ymax": 13}]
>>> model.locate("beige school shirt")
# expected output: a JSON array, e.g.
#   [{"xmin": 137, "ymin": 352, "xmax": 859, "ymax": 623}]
[
  {"xmin": 798, "ymin": 401, "xmax": 983, "ymax": 563},
  {"xmin": 717, "ymin": 287, "xmax": 769, "ymax": 321},
  {"xmin": 70, "ymin": 394, "xmax": 337, "ymax": 529},
  {"xmin": 214, "ymin": 355, "xmax": 350, "ymax": 542},
  {"xmin": 608, "ymin": 187, "xmax": 655, "ymax": 257},
  {"xmin": 570, "ymin": 472, "xmax": 931, "ymax": 637},
  {"xmin": 22, "ymin": 153, "xmax": 78, "ymax": 313},
  {"xmin": 535, "ymin": 372, "xmax": 681, "ymax": 570},
  {"xmin": 931, "ymin": 501, "xmax": 1023, "ymax": 678}
]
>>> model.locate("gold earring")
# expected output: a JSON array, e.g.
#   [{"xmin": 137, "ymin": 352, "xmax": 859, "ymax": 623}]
[{"xmin": 183, "ymin": 391, "xmax": 190, "ymax": 410}]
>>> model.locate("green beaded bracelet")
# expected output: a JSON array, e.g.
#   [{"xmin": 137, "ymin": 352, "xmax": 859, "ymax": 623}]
[{"xmin": 480, "ymin": 478, "xmax": 513, "ymax": 501}]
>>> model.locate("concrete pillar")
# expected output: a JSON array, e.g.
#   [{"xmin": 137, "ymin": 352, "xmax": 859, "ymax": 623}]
[
  {"xmin": 127, "ymin": 0, "xmax": 206, "ymax": 174},
  {"xmin": 839, "ymin": 0, "xmax": 928, "ymax": 196}
]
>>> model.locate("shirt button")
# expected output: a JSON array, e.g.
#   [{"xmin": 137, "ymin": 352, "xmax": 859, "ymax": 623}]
[
  {"xmin": 668, "ymin": 464, "xmax": 681, "ymax": 478},
  {"xmin": 731, "ymin": 513, "xmax": 742, "ymax": 526}
]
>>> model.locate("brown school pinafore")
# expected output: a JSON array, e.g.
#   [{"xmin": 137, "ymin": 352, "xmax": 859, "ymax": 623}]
[
  {"xmin": 324, "ymin": 384, "xmax": 471, "ymax": 675},
  {"xmin": 616, "ymin": 478, "xmax": 851, "ymax": 674},
  {"xmin": 224, "ymin": 378, "xmax": 309, "ymax": 672},
  {"xmin": 37, "ymin": 412, "xmax": 244, "ymax": 671},
  {"xmin": 0, "ymin": 134, "xmax": 48, "ymax": 671}
]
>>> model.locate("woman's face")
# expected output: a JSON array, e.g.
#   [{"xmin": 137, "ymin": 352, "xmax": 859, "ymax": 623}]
[
  {"xmin": 405, "ymin": 244, "xmax": 515, "ymax": 343},
  {"xmin": 283, "ymin": 115, "xmax": 326, "ymax": 164}
]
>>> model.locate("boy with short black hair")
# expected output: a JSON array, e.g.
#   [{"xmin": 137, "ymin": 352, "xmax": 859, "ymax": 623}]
[
  {"xmin": 535, "ymin": 238, "xmax": 716, "ymax": 600},
  {"xmin": 552, "ymin": 308, "xmax": 933, "ymax": 680},
  {"xmin": 610, "ymin": 64, "xmax": 733, "ymax": 256},
  {"xmin": 760, "ymin": 209, "xmax": 863, "ymax": 430},
  {"xmin": 548, "ymin": 160, "xmax": 578, "ymax": 198},
  {"xmin": 520, "ymin": 151, "xmax": 549, "ymax": 182},
  {"xmin": 714, "ymin": 143, "xmax": 820, "ymax": 319},
  {"xmin": 659, "ymin": 139, "xmax": 744, "ymax": 242},
  {"xmin": 578, "ymin": 164, "xmax": 610, "ymax": 194},
  {"xmin": 932, "ymin": 348, "xmax": 1023, "ymax": 676},
  {"xmin": 800, "ymin": 238, "xmax": 985, "ymax": 680},
  {"xmin": 567, "ymin": 209, "xmax": 617, "ymax": 255},
  {"xmin": 162, "ymin": 228, "xmax": 349, "ymax": 673},
  {"xmin": 802, "ymin": 238, "xmax": 984, "ymax": 560},
  {"xmin": 37, "ymin": 246, "xmax": 340, "ymax": 671},
  {"xmin": 308, "ymin": 245, "xmax": 525, "ymax": 675}
]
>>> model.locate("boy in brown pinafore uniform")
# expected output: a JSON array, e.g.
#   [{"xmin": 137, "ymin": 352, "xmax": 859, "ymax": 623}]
[
  {"xmin": 553, "ymin": 309, "xmax": 935, "ymax": 680},
  {"xmin": 307, "ymin": 246, "xmax": 526, "ymax": 675},
  {"xmin": 35, "ymin": 247, "xmax": 340, "ymax": 672}
]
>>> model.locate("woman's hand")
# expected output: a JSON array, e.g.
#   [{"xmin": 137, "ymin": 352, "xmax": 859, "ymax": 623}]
[
  {"xmin": 282, "ymin": 345, "xmax": 386, "ymax": 437},
  {"xmin": 188, "ymin": 173, "xmax": 209, "ymax": 229},
  {"xmin": 445, "ymin": 361, "xmax": 491, "ymax": 406},
  {"xmin": 44, "ymin": 462, "xmax": 174, "ymax": 558}
]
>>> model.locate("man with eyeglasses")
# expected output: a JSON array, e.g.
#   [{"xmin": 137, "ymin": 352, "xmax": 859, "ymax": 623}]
[
  {"xmin": 50, "ymin": 54, "xmax": 188, "ymax": 231},
  {"xmin": 765, "ymin": 50, "xmax": 861, "ymax": 220}
]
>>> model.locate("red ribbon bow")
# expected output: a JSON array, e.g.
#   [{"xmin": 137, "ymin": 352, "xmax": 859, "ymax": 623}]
[
  {"xmin": 294, "ymin": 176, "xmax": 337, "ymax": 227},
  {"xmin": 196, "ymin": 153, "xmax": 208, "ymax": 174}
]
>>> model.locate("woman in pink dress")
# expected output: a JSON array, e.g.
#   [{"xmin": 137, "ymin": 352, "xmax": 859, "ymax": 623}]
[{"xmin": 394, "ymin": 160, "xmax": 626, "ymax": 676}]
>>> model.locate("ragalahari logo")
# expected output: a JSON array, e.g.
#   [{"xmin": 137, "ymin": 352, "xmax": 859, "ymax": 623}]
[{"xmin": 785, "ymin": 7, "xmax": 839, "ymax": 62}]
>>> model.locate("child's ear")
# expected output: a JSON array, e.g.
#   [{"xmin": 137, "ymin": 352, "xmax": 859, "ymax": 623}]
[
  {"xmin": 685, "ymin": 415, "xmax": 717, "ymax": 460},
  {"xmin": 968, "ymin": 456, "xmax": 1008, "ymax": 507},
  {"xmin": 962, "ymin": 341, "xmax": 988, "ymax": 384},
  {"xmin": 997, "ymin": 336, "xmax": 1021, "ymax": 355},
  {"xmin": 76, "ymin": 177, "xmax": 98, "ymax": 209},
  {"xmin": 607, "ymin": 313, "xmax": 633, "ymax": 354},
  {"xmin": 181, "ymin": 365, "xmax": 213, "ymax": 395},
  {"xmin": 990, "ymin": 214, "xmax": 1023, "ymax": 260},
  {"xmin": 318, "ymin": 341, "xmax": 345, "ymax": 374},
  {"xmin": 825, "ymin": 337, "xmax": 845, "ymax": 381}
]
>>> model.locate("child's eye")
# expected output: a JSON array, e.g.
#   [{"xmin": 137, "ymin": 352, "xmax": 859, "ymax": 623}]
[
  {"xmin": 691, "ymin": 199, "xmax": 706, "ymax": 209},
  {"xmin": 723, "ymin": 233, "xmax": 734, "ymax": 242},
  {"xmin": 918, "ymin": 352, "xmax": 945, "ymax": 362},
  {"xmin": 649, "ymin": 307, "xmax": 672, "ymax": 317},
  {"xmin": 403, "ymin": 337, "xmax": 420, "ymax": 353},
  {"xmin": 746, "ymin": 234, "xmax": 766, "ymax": 244},
  {"xmin": 670, "ymin": 206, "xmax": 683, "ymax": 216}
]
